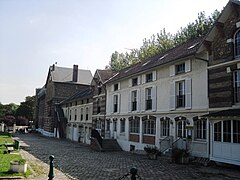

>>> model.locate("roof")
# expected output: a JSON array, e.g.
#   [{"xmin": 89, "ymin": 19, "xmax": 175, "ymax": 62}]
[
  {"xmin": 96, "ymin": 69, "xmax": 117, "ymax": 83},
  {"xmin": 107, "ymin": 36, "xmax": 205, "ymax": 83},
  {"xmin": 49, "ymin": 65, "xmax": 93, "ymax": 85},
  {"xmin": 60, "ymin": 87, "xmax": 94, "ymax": 104},
  {"xmin": 203, "ymin": 0, "xmax": 240, "ymax": 43},
  {"xmin": 202, "ymin": 109, "xmax": 240, "ymax": 118}
]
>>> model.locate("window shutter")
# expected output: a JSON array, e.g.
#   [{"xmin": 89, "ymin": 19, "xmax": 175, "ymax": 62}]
[
  {"xmin": 137, "ymin": 89, "xmax": 140, "ymax": 112},
  {"xmin": 185, "ymin": 60, "xmax": 191, "ymax": 72},
  {"xmin": 137, "ymin": 76, "xmax": 141, "ymax": 85},
  {"xmin": 141, "ymin": 89, "xmax": 145, "ymax": 112},
  {"xmin": 129, "ymin": 79, "xmax": 132, "ymax": 87},
  {"xmin": 142, "ymin": 74, "xmax": 146, "ymax": 84},
  {"xmin": 152, "ymin": 86, "xmax": 157, "ymax": 111},
  {"xmin": 170, "ymin": 82, "xmax": 176, "ymax": 110},
  {"xmin": 118, "ymin": 82, "xmax": 121, "ymax": 90},
  {"xmin": 128, "ymin": 91, "xmax": 132, "ymax": 112},
  {"xmin": 152, "ymin": 71, "xmax": 157, "ymax": 81},
  {"xmin": 169, "ymin": 65, "xmax": 175, "ymax": 77},
  {"xmin": 111, "ymin": 84, "xmax": 114, "ymax": 91},
  {"xmin": 117, "ymin": 94, "xmax": 121, "ymax": 113},
  {"xmin": 110, "ymin": 95, "xmax": 114, "ymax": 113},
  {"xmin": 185, "ymin": 78, "xmax": 192, "ymax": 109}
]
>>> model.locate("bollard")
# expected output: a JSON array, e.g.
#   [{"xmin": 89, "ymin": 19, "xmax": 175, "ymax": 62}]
[
  {"xmin": 48, "ymin": 155, "xmax": 55, "ymax": 180},
  {"xmin": 130, "ymin": 167, "xmax": 137, "ymax": 180}
]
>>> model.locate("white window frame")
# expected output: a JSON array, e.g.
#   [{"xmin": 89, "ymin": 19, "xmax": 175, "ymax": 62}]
[
  {"xmin": 234, "ymin": 29, "xmax": 240, "ymax": 58},
  {"xmin": 160, "ymin": 120, "xmax": 170, "ymax": 137},
  {"xmin": 143, "ymin": 119, "xmax": 156, "ymax": 135},
  {"xmin": 194, "ymin": 119, "xmax": 207, "ymax": 140},
  {"xmin": 176, "ymin": 120, "xmax": 187, "ymax": 138},
  {"xmin": 120, "ymin": 119, "xmax": 125, "ymax": 133},
  {"xmin": 129, "ymin": 119, "xmax": 140, "ymax": 133},
  {"xmin": 234, "ymin": 70, "xmax": 240, "ymax": 104}
]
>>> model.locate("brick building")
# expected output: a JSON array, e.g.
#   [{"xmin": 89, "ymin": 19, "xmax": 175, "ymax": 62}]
[{"xmin": 35, "ymin": 64, "xmax": 92, "ymax": 137}]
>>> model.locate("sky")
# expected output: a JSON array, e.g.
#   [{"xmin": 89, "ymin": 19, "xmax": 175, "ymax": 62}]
[{"xmin": 0, "ymin": 0, "xmax": 229, "ymax": 105}]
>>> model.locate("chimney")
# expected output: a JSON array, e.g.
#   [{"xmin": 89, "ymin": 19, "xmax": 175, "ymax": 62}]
[{"xmin": 72, "ymin": 64, "xmax": 78, "ymax": 82}]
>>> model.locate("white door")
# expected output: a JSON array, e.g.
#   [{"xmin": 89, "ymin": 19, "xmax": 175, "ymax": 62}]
[{"xmin": 211, "ymin": 120, "xmax": 240, "ymax": 166}]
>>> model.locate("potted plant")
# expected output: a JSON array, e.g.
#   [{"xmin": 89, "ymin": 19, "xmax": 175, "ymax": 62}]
[
  {"xmin": 144, "ymin": 145, "xmax": 160, "ymax": 160},
  {"xmin": 171, "ymin": 148, "xmax": 189, "ymax": 164},
  {"xmin": 10, "ymin": 158, "xmax": 27, "ymax": 173}
]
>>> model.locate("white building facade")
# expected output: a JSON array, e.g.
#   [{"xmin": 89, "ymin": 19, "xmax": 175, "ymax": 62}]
[
  {"xmin": 62, "ymin": 88, "xmax": 93, "ymax": 144},
  {"xmin": 105, "ymin": 38, "xmax": 210, "ymax": 158}
]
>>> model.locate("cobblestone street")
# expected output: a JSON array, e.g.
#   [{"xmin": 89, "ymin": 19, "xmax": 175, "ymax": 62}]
[{"xmin": 15, "ymin": 133, "xmax": 240, "ymax": 180}]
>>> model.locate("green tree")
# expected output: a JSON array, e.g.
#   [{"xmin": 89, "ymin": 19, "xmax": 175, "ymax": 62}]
[
  {"xmin": 15, "ymin": 96, "xmax": 35, "ymax": 121},
  {"xmin": 108, "ymin": 10, "xmax": 220, "ymax": 71}
]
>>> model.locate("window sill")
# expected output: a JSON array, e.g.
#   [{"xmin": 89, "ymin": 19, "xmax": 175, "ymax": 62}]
[
  {"xmin": 143, "ymin": 134, "xmax": 156, "ymax": 136},
  {"xmin": 129, "ymin": 132, "xmax": 140, "ymax": 135},
  {"xmin": 192, "ymin": 139, "xmax": 207, "ymax": 143}
]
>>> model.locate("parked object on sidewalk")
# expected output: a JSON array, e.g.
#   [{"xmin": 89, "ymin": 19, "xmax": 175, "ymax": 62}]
[
  {"xmin": 10, "ymin": 158, "xmax": 27, "ymax": 173},
  {"xmin": 48, "ymin": 155, "xmax": 55, "ymax": 180}
]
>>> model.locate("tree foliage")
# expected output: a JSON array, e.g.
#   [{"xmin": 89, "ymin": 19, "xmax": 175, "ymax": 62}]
[
  {"xmin": 108, "ymin": 10, "xmax": 220, "ymax": 71},
  {"xmin": 15, "ymin": 96, "xmax": 35, "ymax": 122}
]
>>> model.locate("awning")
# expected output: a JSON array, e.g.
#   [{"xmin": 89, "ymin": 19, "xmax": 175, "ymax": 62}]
[{"xmin": 202, "ymin": 109, "xmax": 240, "ymax": 118}]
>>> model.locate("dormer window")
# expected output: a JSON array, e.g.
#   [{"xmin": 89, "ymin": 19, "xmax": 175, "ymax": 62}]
[
  {"xmin": 235, "ymin": 29, "xmax": 240, "ymax": 58},
  {"xmin": 146, "ymin": 73, "xmax": 153, "ymax": 83},
  {"xmin": 176, "ymin": 63, "xmax": 185, "ymax": 75}
]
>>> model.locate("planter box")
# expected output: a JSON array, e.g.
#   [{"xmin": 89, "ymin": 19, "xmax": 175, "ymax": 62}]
[
  {"xmin": 147, "ymin": 153, "xmax": 158, "ymax": 160},
  {"xmin": 10, "ymin": 161, "xmax": 27, "ymax": 173}
]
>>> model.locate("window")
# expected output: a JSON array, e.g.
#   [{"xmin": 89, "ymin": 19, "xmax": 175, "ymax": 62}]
[
  {"xmin": 214, "ymin": 120, "xmax": 240, "ymax": 143},
  {"xmin": 214, "ymin": 121, "xmax": 222, "ymax": 142},
  {"xmin": 97, "ymin": 99, "xmax": 101, "ymax": 114},
  {"xmin": 233, "ymin": 120, "xmax": 240, "ymax": 143},
  {"xmin": 146, "ymin": 73, "xmax": 153, "ymax": 83},
  {"xmin": 114, "ymin": 83, "xmax": 119, "ymax": 91},
  {"xmin": 96, "ymin": 120, "xmax": 102, "ymax": 130},
  {"xmin": 86, "ymin": 107, "xmax": 89, "ymax": 120},
  {"xmin": 177, "ymin": 121, "xmax": 186, "ymax": 138},
  {"xmin": 234, "ymin": 70, "xmax": 240, "ymax": 103},
  {"xmin": 106, "ymin": 121, "xmax": 110, "ymax": 131},
  {"xmin": 69, "ymin": 110, "xmax": 72, "ymax": 120},
  {"xmin": 145, "ymin": 88, "xmax": 152, "ymax": 110},
  {"xmin": 176, "ymin": 81, "xmax": 185, "ymax": 108},
  {"xmin": 120, "ymin": 119, "xmax": 125, "ymax": 133},
  {"xmin": 74, "ymin": 109, "xmax": 77, "ymax": 121},
  {"xmin": 143, "ymin": 119, "xmax": 156, "ymax": 134},
  {"xmin": 160, "ymin": 120, "xmax": 170, "ymax": 137},
  {"xmin": 80, "ymin": 108, "xmax": 83, "ymax": 120},
  {"xmin": 176, "ymin": 63, "xmax": 185, "ymax": 74},
  {"xmin": 194, "ymin": 120, "xmax": 206, "ymax": 140},
  {"xmin": 113, "ymin": 121, "xmax": 117, "ymax": 131},
  {"xmin": 129, "ymin": 119, "xmax": 140, "ymax": 133},
  {"xmin": 223, "ymin": 120, "xmax": 231, "ymax": 142},
  {"xmin": 131, "ymin": 91, "xmax": 137, "ymax": 111},
  {"xmin": 234, "ymin": 29, "xmax": 240, "ymax": 57},
  {"xmin": 113, "ymin": 95, "xmax": 118, "ymax": 113},
  {"xmin": 132, "ymin": 78, "xmax": 138, "ymax": 86}
]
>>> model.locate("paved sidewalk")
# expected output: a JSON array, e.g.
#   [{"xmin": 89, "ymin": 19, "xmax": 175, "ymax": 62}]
[
  {"xmin": 14, "ymin": 133, "xmax": 240, "ymax": 180},
  {"xmin": 14, "ymin": 136, "xmax": 70, "ymax": 180}
]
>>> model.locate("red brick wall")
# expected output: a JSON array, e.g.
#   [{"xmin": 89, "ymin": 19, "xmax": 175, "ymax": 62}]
[
  {"xmin": 142, "ymin": 135, "xmax": 155, "ymax": 144},
  {"xmin": 129, "ymin": 134, "xmax": 139, "ymax": 142}
]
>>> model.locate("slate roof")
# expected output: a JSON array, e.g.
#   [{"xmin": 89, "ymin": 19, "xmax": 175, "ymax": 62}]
[
  {"xmin": 202, "ymin": 109, "xmax": 240, "ymax": 118},
  {"xmin": 60, "ymin": 87, "xmax": 94, "ymax": 104},
  {"xmin": 107, "ymin": 36, "xmax": 205, "ymax": 83},
  {"xmin": 50, "ymin": 65, "xmax": 93, "ymax": 85},
  {"xmin": 96, "ymin": 69, "xmax": 117, "ymax": 83}
]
